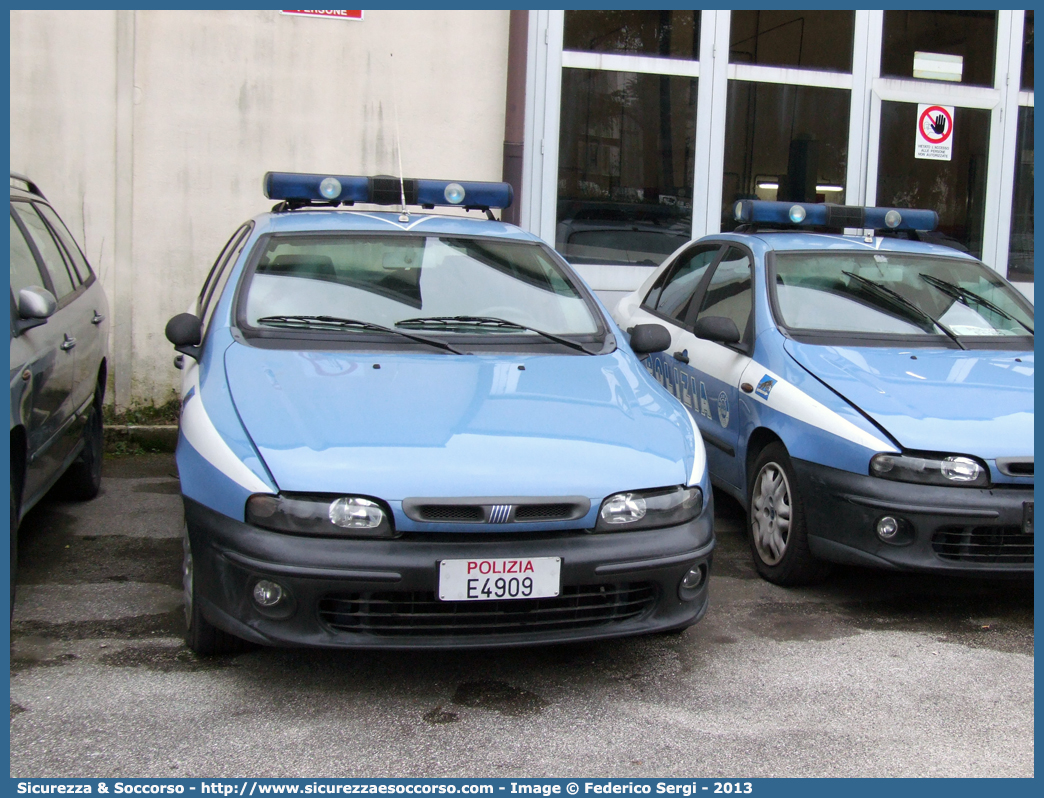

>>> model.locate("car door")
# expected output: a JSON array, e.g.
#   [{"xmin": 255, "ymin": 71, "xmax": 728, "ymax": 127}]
[
  {"xmin": 35, "ymin": 201, "xmax": 104, "ymax": 413},
  {"xmin": 11, "ymin": 201, "xmax": 85, "ymax": 499},
  {"xmin": 635, "ymin": 241, "xmax": 724, "ymax": 431},
  {"xmin": 679, "ymin": 246, "xmax": 756, "ymax": 490}
]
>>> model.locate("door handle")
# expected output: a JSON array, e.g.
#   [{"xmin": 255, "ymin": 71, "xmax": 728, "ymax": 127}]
[
  {"xmin": 91, "ymin": 312, "xmax": 105, "ymax": 325},
  {"xmin": 672, "ymin": 350, "xmax": 689, "ymax": 364},
  {"xmin": 60, "ymin": 334, "xmax": 77, "ymax": 351}
]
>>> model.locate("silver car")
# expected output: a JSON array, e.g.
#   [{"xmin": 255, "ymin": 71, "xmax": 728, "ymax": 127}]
[{"xmin": 10, "ymin": 173, "xmax": 109, "ymax": 606}]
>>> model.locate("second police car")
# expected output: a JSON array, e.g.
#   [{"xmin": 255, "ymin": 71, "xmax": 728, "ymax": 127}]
[
  {"xmin": 165, "ymin": 172, "xmax": 712, "ymax": 653},
  {"xmin": 614, "ymin": 201, "xmax": 1033, "ymax": 585}
]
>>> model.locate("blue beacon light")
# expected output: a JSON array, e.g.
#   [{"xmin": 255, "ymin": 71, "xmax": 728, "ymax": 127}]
[
  {"xmin": 263, "ymin": 172, "xmax": 514, "ymax": 210},
  {"xmin": 732, "ymin": 200, "xmax": 937, "ymax": 232}
]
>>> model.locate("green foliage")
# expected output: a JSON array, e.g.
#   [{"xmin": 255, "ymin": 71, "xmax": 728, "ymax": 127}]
[{"xmin": 103, "ymin": 392, "xmax": 181, "ymax": 426}]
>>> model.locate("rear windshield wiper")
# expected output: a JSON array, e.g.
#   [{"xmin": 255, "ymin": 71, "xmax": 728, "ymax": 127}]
[
  {"xmin": 395, "ymin": 315, "xmax": 597, "ymax": 355},
  {"xmin": 841, "ymin": 271, "xmax": 966, "ymax": 350},
  {"xmin": 919, "ymin": 273, "xmax": 1033, "ymax": 335},
  {"xmin": 255, "ymin": 315, "xmax": 464, "ymax": 354}
]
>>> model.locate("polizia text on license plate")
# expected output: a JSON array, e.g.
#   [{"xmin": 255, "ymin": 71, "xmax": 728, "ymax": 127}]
[{"xmin": 439, "ymin": 557, "xmax": 561, "ymax": 601}]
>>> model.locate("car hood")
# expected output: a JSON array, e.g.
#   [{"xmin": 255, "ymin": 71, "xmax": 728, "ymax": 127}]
[
  {"xmin": 783, "ymin": 341, "xmax": 1034, "ymax": 458},
  {"xmin": 224, "ymin": 344, "xmax": 696, "ymax": 498}
]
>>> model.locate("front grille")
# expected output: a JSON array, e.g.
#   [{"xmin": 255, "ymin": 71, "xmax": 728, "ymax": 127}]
[
  {"xmin": 416, "ymin": 505, "xmax": 484, "ymax": 522},
  {"xmin": 931, "ymin": 525, "xmax": 1033, "ymax": 564},
  {"xmin": 410, "ymin": 502, "xmax": 584, "ymax": 524},
  {"xmin": 514, "ymin": 503, "xmax": 575, "ymax": 521},
  {"xmin": 317, "ymin": 583, "xmax": 657, "ymax": 636},
  {"xmin": 996, "ymin": 458, "xmax": 1033, "ymax": 477}
]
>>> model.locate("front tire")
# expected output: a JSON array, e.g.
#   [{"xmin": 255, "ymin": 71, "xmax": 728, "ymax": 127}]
[
  {"xmin": 747, "ymin": 442, "xmax": 831, "ymax": 586},
  {"xmin": 59, "ymin": 391, "xmax": 104, "ymax": 501},
  {"xmin": 183, "ymin": 526, "xmax": 249, "ymax": 656}
]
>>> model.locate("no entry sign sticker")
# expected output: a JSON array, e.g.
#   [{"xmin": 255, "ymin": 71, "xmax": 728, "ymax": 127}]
[{"xmin": 915, "ymin": 104, "xmax": 954, "ymax": 161}]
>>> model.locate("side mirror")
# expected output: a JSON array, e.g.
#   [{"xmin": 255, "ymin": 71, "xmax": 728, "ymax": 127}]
[
  {"xmin": 14, "ymin": 286, "xmax": 57, "ymax": 334},
  {"xmin": 629, "ymin": 323, "xmax": 671, "ymax": 355},
  {"xmin": 693, "ymin": 316, "xmax": 741, "ymax": 344},
  {"xmin": 165, "ymin": 313, "xmax": 203, "ymax": 360}
]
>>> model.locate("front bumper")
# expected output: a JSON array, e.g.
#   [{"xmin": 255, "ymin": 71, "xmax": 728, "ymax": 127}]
[
  {"xmin": 184, "ymin": 496, "xmax": 715, "ymax": 649},
  {"xmin": 793, "ymin": 459, "xmax": 1033, "ymax": 574}
]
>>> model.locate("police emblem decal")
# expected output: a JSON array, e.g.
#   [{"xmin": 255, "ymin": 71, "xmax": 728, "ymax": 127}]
[{"xmin": 755, "ymin": 375, "xmax": 777, "ymax": 400}]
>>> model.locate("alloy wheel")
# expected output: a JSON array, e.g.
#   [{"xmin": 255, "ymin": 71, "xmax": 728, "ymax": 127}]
[{"xmin": 751, "ymin": 462, "xmax": 792, "ymax": 566}]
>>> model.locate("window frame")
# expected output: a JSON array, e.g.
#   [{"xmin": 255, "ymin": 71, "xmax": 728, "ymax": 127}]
[
  {"xmin": 231, "ymin": 230, "xmax": 612, "ymax": 354},
  {"xmin": 10, "ymin": 199, "xmax": 84, "ymax": 308},
  {"xmin": 764, "ymin": 248, "xmax": 1034, "ymax": 350},
  {"xmin": 528, "ymin": 10, "xmax": 1031, "ymax": 296},
  {"xmin": 199, "ymin": 222, "xmax": 254, "ymax": 339},
  {"xmin": 9, "ymin": 207, "xmax": 50, "ymax": 297},
  {"xmin": 640, "ymin": 242, "xmax": 725, "ymax": 326},
  {"xmin": 687, "ymin": 243, "xmax": 757, "ymax": 355},
  {"xmin": 33, "ymin": 201, "xmax": 95, "ymax": 288}
]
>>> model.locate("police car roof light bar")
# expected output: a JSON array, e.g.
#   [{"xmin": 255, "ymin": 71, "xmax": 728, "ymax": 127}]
[
  {"xmin": 732, "ymin": 200, "xmax": 938, "ymax": 232},
  {"xmin": 264, "ymin": 172, "xmax": 514, "ymax": 212}
]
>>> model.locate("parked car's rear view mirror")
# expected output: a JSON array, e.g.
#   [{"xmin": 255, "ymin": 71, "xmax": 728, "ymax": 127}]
[
  {"xmin": 694, "ymin": 315, "xmax": 741, "ymax": 344},
  {"xmin": 628, "ymin": 323, "xmax": 671, "ymax": 354},
  {"xmin": 15, "ymin": 286, "xmax": 57, "ymax": 334},
  {"xmin": 165, "ymin": 313, "xmax": 203, "ymax": 359},
  {"xmin": 18, "ymin": 286, "xmax": 56, "ymax": 318}
]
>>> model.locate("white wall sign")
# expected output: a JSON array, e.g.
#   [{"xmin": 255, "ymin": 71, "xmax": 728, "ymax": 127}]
[{"xmin": 915, "ymin": 104, "xmax": 954, "ymax": 161}]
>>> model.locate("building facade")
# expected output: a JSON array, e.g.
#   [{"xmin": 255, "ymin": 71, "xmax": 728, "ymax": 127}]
[
  {"xmin": 9, "ymin": 10, "xmax": 1034, "ymax": 405},
  {"xmin": 524, "ymin": 10, "xmax": 1034, "ymax": 308}
]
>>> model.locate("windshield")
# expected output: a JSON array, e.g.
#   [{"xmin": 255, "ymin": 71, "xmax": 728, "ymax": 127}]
[
  {"xmin": 241, "ymin": 234, "xmax": 601, "ymax": 337},
  {"xmin": 772, "ymin": 252, "xmax": 1033, "ymax": 339}
]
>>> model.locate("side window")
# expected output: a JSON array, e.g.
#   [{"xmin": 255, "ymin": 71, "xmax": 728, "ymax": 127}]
[
  {"xmin": 199, "ymin": 223, "xmax": 252, "ymax": 319},
  {"xmin": 695, "ymin": 247, "xmax": 754, "ymax": 340},
  {"xmin": 12, "ymin": 202, "xmax": 77, "ymax": 299},
  {"xmin": 201, "ymin": 224, "xmax": 253, "ymax": 334},
  {"xmin": 643, "ymin": 244, "xmax": 721, "ymax": 323},
  {"xmin": 35, "ymin": 202, "xmax": 93, "ymax": 283},
  {"xmin": 10, "ymin": 214, "xmax": 46, "ymax": 294}
]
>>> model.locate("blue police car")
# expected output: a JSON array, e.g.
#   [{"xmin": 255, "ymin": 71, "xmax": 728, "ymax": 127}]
[
  {"xmin": 614, "ymin": 201, "xmax": 1033, "ymax": 585},
  {"xmin": 165, "ymin": 172, "xmax": 712, "ymax": 653}
]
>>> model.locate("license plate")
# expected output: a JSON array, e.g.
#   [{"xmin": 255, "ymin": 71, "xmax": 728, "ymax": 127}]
[
  {"xmin": 438, "ymin": 557, "xmax": 561, "ymax": 601},
  {"xmin": 1023, "ymin": 502, "xmax": 1033, "ymax": 535}
]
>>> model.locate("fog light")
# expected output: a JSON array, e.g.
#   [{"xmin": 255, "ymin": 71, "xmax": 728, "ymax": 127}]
[
  {"xmin": 681, "ymin": 564, "xmax": 706, "ymax": 590},
  {"xmin": 253, "ymin": 580, "xmax": 285, "ymax": 607},
  {"xmin": 876, "ymin": 516, "xmax": 899, "ymax": 540}
]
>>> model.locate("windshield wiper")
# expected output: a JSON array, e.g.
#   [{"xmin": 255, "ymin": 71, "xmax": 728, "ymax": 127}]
[
  {"xmin": 395, "ymin": 315, "xmax": 597, "ymax": 355},
  {"xmin": 919, "ymin": 273, "xmax": 1033, "ymax": 335},
  {"xmin": 842, "ymin": 271, "xmax": 966, "ymax": 350},
  {"xmin": 255, "ymin": 315, "xmax": 464, "ymax": 354}
]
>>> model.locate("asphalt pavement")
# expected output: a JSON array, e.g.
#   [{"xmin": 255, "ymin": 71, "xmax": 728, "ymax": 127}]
[{"xmin": 9, "ymin": 453, "xmax": 1034, "ymax": 778}]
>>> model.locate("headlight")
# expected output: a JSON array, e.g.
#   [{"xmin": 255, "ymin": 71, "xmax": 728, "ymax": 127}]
[
  {"xmin": 869, "ymin": 453, "xmax": 989, "ymax": 488},
  {"xmin": 246, "ymin": 494, "xmax": 398, "ymax": 538},
  {"xmin": 596, "ymin": 485, "xmax": 703, "ymax": 532}
]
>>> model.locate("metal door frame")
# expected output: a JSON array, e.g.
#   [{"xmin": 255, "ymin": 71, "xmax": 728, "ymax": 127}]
[{"xmin": 861, "ymin": 11, "xmax": 1027, "ymax": 275}]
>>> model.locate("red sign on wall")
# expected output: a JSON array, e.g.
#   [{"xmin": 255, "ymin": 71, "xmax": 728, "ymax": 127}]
[{"xmin": 282, "ymin": 11, "xmax": 363, "ymax": 21}]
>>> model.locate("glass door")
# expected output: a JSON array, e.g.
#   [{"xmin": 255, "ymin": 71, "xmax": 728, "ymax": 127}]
[
  {"xmin": 863, "ymin": 11, "xmax": 1026, "ymax": 273},
  {"xmin": 869, "ymin": 98, "xmax": 993, "ymax": 257}
]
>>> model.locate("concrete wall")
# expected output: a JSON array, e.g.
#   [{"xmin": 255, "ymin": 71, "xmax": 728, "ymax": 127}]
[{"xmin": 11, "ymin": 9, "xmax": 511, "ymax": 407}]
